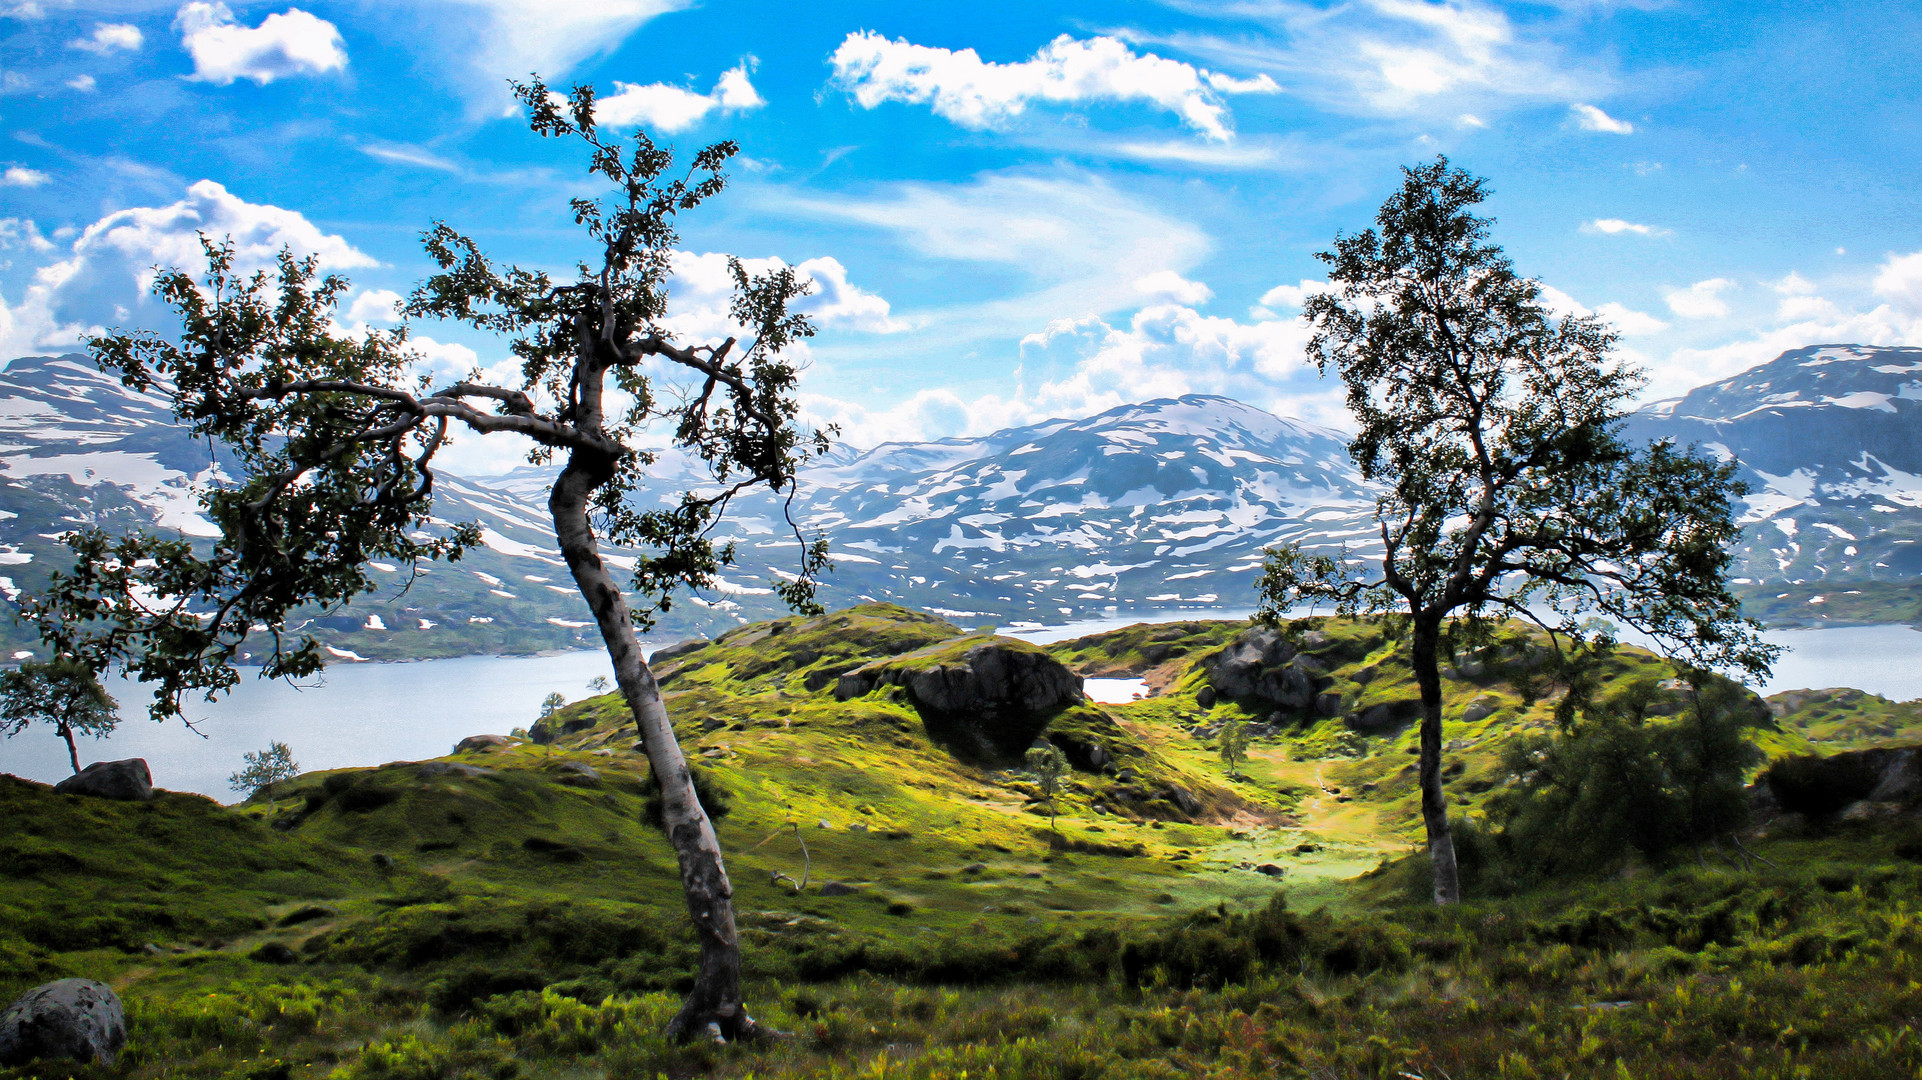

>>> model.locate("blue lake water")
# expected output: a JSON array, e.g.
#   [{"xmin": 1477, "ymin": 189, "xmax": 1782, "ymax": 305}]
[{"xmin": 1, "ymin": 619, "xmax": 1917, "ymax": 801}]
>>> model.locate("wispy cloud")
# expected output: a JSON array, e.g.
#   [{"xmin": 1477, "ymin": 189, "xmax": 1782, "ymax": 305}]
[
  {"xmin": 68, "ymin": 22, "xmax": 142, "ymax": 55},
  {"xmin": 830, "ymin": 31, "xmax": 1277, "ymax": 141},
  {"xmin": 359, "ymin": 142, "xmax": 460, "ymax": 172},
  {"xmin": 1570, "ymin": 102, "xmax": 1633, "ymax": 133},
  {"xmin": 1583, "ymin": 217, "xmax": 1668, "ymax": 236},
  {"xmin": 1140, "ymin": 0, "xmax": 1605, "ymax": 120}
]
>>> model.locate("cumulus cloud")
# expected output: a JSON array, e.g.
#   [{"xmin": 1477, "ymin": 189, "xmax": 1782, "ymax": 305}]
[
  {"xmin": 1873, "ymin": 252, "xmax": 1922, "ymax": 312},
  {"xmin": 347, "ymin": 288, "xmax": 403, "ymax": 325},
  {"xmin": 1769, "ymin": 271, "xmax": 1817, "ymax": 295},
  {"xmin": 1570, "ymin": 102, "xmax": 1632, "ymax": 133},
  {"xmin": 1583, "ymin": 218, "xmax": 1668, "ymax": 237},
  {"xmin": 67, "ymin": 74, "xmax": 97, "ymax": 91},
  {"xmin": 0, "ymin": 179, "xmax": 374, "ymax": 360},
  {"xmin": 69, "ymin": 22, "xmax": 143, "ymax": 54},
  {"xmin": 1664, "ymin": 278, "xmax": 1735, "ymax": 319},
  {"xmin": 1133, "ymin": 270, "xmax": 1212, "ymax": 306},
  {"xmin": 0, "ymin": 218, "xmax": 55, "ymax": 257},
  {"xmin": 592, "ymin": 61, "xmax": 764, "ymax": 133},
  {"xmin": 2, "ymin": 166, "xmax": 49, "ymax": 187},
  {"xmin": 1537, "ymin": 284, "xmax": 1667, "ymax": 336},
  {"xmin": 660, "ymin": 251, "xmax": 907, "ymax": 344},
  {"xmin": 830, "ymin": 31, "xmax": 1277, "ymax": 141},
  {"xmin": 175, "ymin": 3, "xmax": 346, "ymax": 85},
  {"xmin": 1255, "ymin": 279, "xmax": 1330, "ymax": 313},
  {"xmin": 804, "ymin": 300, "xmax": 1341, "ymax": 448}
]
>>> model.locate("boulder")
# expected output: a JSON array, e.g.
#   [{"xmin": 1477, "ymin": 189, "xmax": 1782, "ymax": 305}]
[
  {"xmin": 0, "ymin": 979, "xmax": 127, "ymax": 1067},
  {"xmin": 1163, "ymin": 783, "xmax": 1203, "ymax": 817},
  {"xmin": 1763, "ymin": 746, "xmax": 1922, "ymax": 818},
  {"xmin": 53, "ymin": 759, "xmax": 152, "ymax": 802},
  {"xmin": 453, "ymin": 734, "xmax": 510, "ymax": 754},
  {"xmin": 1459, "ymin": 697, "xmax": 1501, "ymax": 723},
  {"xmin": 819, "ymin": 881, "xmax": 859, "ymax": 896},
  {"xmin": 649, "ymin": 638, "xmax": 709, "ymax": 665},
  {"xmin": 552, "ymin": 762, "xmax": 601, "ymax": 788},
  {"xmin": 837, "ymin": 639, "xmax": 1084, "ymax": 762},
  {"xmin": 1201, "ymin": 629, "xmax": 1331, "ymax": 713},
  {"xmin": 1254, "ymin": 863, "xmax": 1286, "ymax": 878},
  {"xmin": 1347, "ymin": 699, "xmax": 1423, "ymax": 734}
]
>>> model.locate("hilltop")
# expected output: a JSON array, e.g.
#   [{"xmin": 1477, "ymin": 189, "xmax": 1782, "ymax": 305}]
[{"xmin": 8, "ymin": 604, "xmax": 1922, "ymax": 1076}]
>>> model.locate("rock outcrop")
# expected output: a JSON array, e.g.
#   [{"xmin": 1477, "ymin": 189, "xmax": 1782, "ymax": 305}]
[
  {"xmin": 835, "ymin": 637, "xmax": 1084, "ymax": 762},
  {"xmin": 0, "ymin": 979, "xmax": 127, "ymax": 1066},
  {"xmin": 1201, "ymin": 628, "xmax": 1334, "ymax": 714},
  {"xmin": 52, "ymin": 759, "xmax": 152, "ymax": 802},
  {"xmin": 1761, "ymin": 745, "xmax": 1922, "ymax": 819},
  {"xmin": 453, "ymin": 734, "xmax": 511, "ymax": 754}
]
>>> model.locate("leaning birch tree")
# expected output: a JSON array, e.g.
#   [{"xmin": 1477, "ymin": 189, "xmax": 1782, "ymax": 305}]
[
  {"xmin": 26, "ymin": 78, "xmax": 830, "ymax": 1041},
  {"xmin": 1255, "ymin": 158, "xmax": 1775, "ymax": 906}
]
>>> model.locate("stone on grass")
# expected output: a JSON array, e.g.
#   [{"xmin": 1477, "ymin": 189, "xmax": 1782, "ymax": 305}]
[
  {"xmin": 0, "ymin": 979, "xmax": 127, "ymax": 1067},
  {"xmin": 416, "ymin": 762, "xmax": 494, "ymax": 780},
  {"xmin": 819, "ymin": 881, "xmax": 859, "ymax": 896},
  {"xmin": 52, "ymin": 759, "xmax": 152, "ymax": 802},
  {"xmin": 453, "ymin": 734, "xmax": 511, "ymax": 754}
]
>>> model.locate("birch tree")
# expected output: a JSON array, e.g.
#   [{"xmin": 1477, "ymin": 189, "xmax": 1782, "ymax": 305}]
[
  {"xmin": 1256, "ymin": 158, "xmax": 1774, "ymax": 905},
  {"xmin": 26, "ymin": 78, "xmax": 831, "ymax": 1042}
]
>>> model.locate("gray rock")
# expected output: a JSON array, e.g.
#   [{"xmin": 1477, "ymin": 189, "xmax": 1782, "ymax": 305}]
[
  {"xmin": 1347, "ymin": 699, "xmax": 1423, "ymax": 734},
  {"xmin": 1201, "ymin": 629, "xmax": 1332, "ymax": 713},
  {"xmin": 1460, "ymin": 698, "xmax": 1501, "ymax": 723},
  {"xmin": 417, "ymin": 762, "xmax": 494, "ymax": 780},
  {"xmin": 53, "ymin": 759, "xmax": 152, "ymax": 802},
  {"xmin": 1195, "ymin": 685, "xmax": 1217, "ymax": 709},
  {"xmin": 819, "ymin": 881, "xmax": 858, "ymax": 896},
  {"xmin": 453, "ymin": 734, "xmax": 510, "ymax": 754},
  {"xmin": 838, "ymin": 640, "xmax": 1085, "ymax": 762},
  {"xmin": 0, "ymin": 979, "xmax": 127, "ymax": 1066},
  {"xmin": 1163, "ymin": 783, "xmax": 1203, "ymax": 816},
  {"xmin": 1254, "ymin": 863, "xmax": 1286, "ymax": 878},
  {"xmin": 553, "ymin": 762, "xmax": 601, "ymax": 788},
  {"xmin": 1315, "ymin": 691, "xmax": 1344, "ymax": 716},
  {"xmin": 649, "ymin": 638, "xmax": 708, "ymax": 665}
]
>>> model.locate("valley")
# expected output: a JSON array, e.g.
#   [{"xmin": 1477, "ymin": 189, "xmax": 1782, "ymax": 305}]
[{"xmin": 6, "ymin": 603, "xmax": 1922, "ymax": 1077}]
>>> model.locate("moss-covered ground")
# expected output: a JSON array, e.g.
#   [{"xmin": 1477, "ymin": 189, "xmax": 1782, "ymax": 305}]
[{"xmin": 5, "ymin": 602, "xmax": 1922, "ymax": 1078}]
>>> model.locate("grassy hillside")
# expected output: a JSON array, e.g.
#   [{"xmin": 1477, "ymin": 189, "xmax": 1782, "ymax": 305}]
[{"xmin": 5, "ymin": 602, "xmax": 1922, "ymax": 1078}]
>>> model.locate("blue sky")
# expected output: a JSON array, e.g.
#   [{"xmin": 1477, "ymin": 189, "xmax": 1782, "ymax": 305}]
[{"xmin": 3, "ymin": 0, "xmax": 1920, "ymax": 472}]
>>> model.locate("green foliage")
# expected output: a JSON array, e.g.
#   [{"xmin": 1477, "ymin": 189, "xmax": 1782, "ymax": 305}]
[
  {"xmin": 0, "ymin": 654, "xmax": 118, "ymax": 771},
  {"xmin": 1218, "ymin": 720, "xmax": 1250, "ymax": 777},
  {"xmin": 1484, "ymin": 676, "xmax": 1762, "ymax": 883},
  {"xmin": 231, "ymin": 741, "xmax": 300, "ymax": 800},
  {"xmin": 1026, "ymin": 743, "xmax": 1069, "ymax": 831}
]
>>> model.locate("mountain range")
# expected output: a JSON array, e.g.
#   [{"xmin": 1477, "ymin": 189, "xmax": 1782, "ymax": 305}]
[{"xmin": 0, "ymin": 342, "xmax": 1914, "ymax": 661}]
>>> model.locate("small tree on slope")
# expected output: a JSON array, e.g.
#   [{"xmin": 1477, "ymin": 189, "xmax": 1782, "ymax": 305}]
[
  {"xmin": 25, "ymin": 79, "xmax": 831, "ymax": 1042},
  {"xmin": 0, "ymin": 656, "xmax": 118, "ymax": 774},
  {"xmin": 1255, "ymin": 158, "xmax": 1775, "ymax": 906}
]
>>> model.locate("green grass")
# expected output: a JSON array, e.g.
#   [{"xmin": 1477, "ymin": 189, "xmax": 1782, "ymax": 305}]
[{"xmin": 7, "ymin": 603, "xmax": 1922, "ymax": 1078}]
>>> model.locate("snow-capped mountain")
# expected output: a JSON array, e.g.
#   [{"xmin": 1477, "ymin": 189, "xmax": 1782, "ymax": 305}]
[
  {"xmin": 7, "ymin": 341, "xmax": 1916, "ymax": 661},
  {"xmin": 1622, "ymin": 344, "xmax": 1922, "ymax": 590}
]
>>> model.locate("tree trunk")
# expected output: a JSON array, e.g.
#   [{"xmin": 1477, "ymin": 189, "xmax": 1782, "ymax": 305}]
[
  {"xmin": 1410, "ymin": 620, "xmax": 1461, "ymax": 905},
  {"xmin": 549, "ymin": 454, "xmax": 765, "ymax": 1043},
  {"xmin": 58, "ymin": 721, "xmax": 79, "ymax": 774}
]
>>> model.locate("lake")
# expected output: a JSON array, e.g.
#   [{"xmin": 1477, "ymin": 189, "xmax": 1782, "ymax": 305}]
[{"xmin": 1, "ymin": 619, "xmax": 1917, "ymax": 800}]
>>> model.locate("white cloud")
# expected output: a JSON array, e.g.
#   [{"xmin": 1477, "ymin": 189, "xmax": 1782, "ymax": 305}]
[
  {"xmin": 1583, "ymin": 217, "xmax": 1668, "ymax": 237},
  {"xmin": 1774, "ymin": 295, "xmax": 1840, "ymax": 323},
  {"xmin": 830, "ymin": 31, "xmax": 1277, "ymax": 141},
  {"xmin": 1664, "ymin": 278, "xmax": 1735, "ymax": 319},
  {"xmin": 360, "ymin": 143, "xmax": 460, "ymax": 172},
  {"xmin": 67, "ymin": 74, "xmax": 97, "ymax": 92},
  {"xmin": 175, "ymin": 3, "xmax": 346, "ymax": 85},
  {"xmin": 1570, "ymin": 102, "xmax": 1632, "ymax": 134},
  {"xmin": 433, "ymin": 0, "xmax": 686, "ymax": 105},
  {"xmin": 1106, "ymin": 138, "xmax": 1285, "ymax": 168},
  {"xmin": 348, "ymin": 289, "xmax": 403, "ymax": 325},
  {"xmin": 1149, "ymin": 0, "xmax": 1600, "ymax": 120},
  {"xmin": 775, "ymin": 170, "xmax": 1210, "ymax": 342},
  {"xmin": 660, "ymin": 250, "xmax": 907, "ymax": 345},
  {"xmin": 69, "ymin": 22, "xmax": 143, "ymax": 54},
  {"xmin": 4, "ymin": 3, "xmax": 44, "ymax": 17},
  {"xmin": 2, "ymin": 166, "xmax": 49, "ymax": 187},
  {"xmin": 591, "ymin": 61, "xmax": 764, "ymax": 133},
  {"xmin": 0, "ymin": 179, "xmax": 374, "ymax": 360},
  {"xmin": 1256, "ymin": 279, "xmax": 1330, "ymax": 312},
  {"xmin": 1134, "ymin": 270, "xmax": 1212, "ymax": 306},
  {"xmin": 1594, "ymin": 302, "xmax": 1667, "ymax": 336},
  {"xmin": 1458, "ymin": 112, "xmax": 1486, "ymax": 128},
  {"xmin": 1873, "ymin": 252, "xmax": 1922, "ymax": 312},
  {"xmin": 1769, "ymin": 271, "xmax": 1817, "ymax": 296}
]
